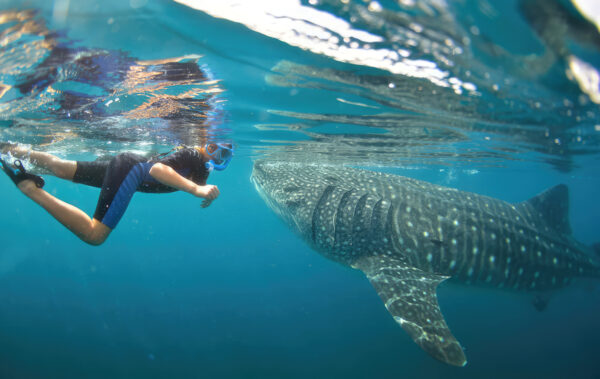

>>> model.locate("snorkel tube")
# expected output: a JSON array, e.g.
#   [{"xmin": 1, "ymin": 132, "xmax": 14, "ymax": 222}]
[{"xmin": 205, "ymin": 143, "xmax": 234, "ymax": 172}]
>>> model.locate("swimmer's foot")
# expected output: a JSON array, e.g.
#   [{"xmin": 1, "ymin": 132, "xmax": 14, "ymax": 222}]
[
  {"xmin": 0, "ymin": 141, "xmax": 28, "ymax": 155},
  {"xmin": 0, "ymin": 142, "xmax": 30, "ymax": 158},
  {"xmin": 0, "ymin": 142, "xmax": 14, "ymax": 154},
  {"xmin": 0, "ymin": 157, "xmax": 45, "ymax": 188}
]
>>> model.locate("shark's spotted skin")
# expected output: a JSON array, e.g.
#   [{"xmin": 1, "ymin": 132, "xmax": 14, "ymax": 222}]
[{"xmin": 251, "ymin": 160, "xmax": 600, "ymax": 366}]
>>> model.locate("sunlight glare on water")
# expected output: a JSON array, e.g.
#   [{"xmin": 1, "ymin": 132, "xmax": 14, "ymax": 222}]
[{"xmin": 174, "ymin": 0, "xmax": 477, "ymax": 93}]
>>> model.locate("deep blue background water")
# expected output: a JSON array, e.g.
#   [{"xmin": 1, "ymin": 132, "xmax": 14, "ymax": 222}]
[{"xmin": 1, "ymin": 0, "xmax": 600, "ymax": 378}]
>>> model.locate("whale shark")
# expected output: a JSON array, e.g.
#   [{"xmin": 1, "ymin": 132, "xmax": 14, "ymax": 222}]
[{"xmin": 251, "ymin": 159, "xmax": 600, "ymax": 366}]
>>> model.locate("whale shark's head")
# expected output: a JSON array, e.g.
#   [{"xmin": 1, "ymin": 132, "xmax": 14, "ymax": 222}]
[{"xmin": 251, "ymin": 159, "xmax": 326, "ymax": 240}]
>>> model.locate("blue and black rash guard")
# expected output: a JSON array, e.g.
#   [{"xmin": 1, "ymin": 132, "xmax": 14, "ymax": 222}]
[{"xmin": 72, "ymin": 148, "xmax": 209, "ymax": 229}]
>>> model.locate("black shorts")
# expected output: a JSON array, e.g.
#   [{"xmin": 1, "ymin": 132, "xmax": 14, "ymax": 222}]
[{"xmin": 73, "ymin": 153, "xmax": 152, "ymax": 229}]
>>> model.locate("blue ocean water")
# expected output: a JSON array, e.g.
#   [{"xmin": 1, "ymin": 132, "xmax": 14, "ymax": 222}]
[{"xmin": 0, "ymin": 0, "xmax": 599, "ymax": 378}]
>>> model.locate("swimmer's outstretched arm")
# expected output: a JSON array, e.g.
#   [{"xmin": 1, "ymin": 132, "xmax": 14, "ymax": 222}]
[{"xmin": 149, "ymin": 163, "xmax": 219, "ymax": 208}]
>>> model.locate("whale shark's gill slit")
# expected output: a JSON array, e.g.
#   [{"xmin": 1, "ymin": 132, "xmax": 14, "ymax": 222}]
[
  {"xmin": 385, "ymin": 202, "xmax": 397, "ymax": 255},
  {"xmin": 370, "ymin": 198, "xmax": 385, "ymax": 250},
  {"xmin": 312, "ymin": 185, "xmax": 336, "ymax": 245},
  {"xmin": 333, "ymin": 189, "xmax": 355, "ymax": 253},
  {"xmin": 352, "ymin": 193, "xmax": 369, "ymax": 251}
]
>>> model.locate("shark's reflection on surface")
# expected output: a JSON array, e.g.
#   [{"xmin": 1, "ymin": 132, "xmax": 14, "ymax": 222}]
[{"xmin": 0, "ymin": 10, "xmax": 225, "ymax": 153}]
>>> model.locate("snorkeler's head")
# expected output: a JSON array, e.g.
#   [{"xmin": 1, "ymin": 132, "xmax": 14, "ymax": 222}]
[{"xmin": 204, "ymin": 143, "xmax": 234, "ymax": 172}]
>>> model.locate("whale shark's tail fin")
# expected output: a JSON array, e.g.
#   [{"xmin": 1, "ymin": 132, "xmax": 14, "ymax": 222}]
[
  {"xmin": 521, "ymin": 184, "xmax": 571, "ymax": 235},
  {"xmin": 592, "ymin": 243, "xmax": 600, "ymax": 256},
  {"xmin": 353, "ymin": 255, "xmax": 467, "ymax": 367}
]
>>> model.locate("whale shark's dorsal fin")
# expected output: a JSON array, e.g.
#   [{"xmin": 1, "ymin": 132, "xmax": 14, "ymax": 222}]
[
  {"xmin": 353, "ymin": 255, "xmax": 467, "ymax": 367},
  {"xmin": 521, "ymin": 184, "xmax": 571, "ymax": 235}
]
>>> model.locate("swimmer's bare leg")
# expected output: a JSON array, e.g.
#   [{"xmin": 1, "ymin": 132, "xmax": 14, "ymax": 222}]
[
  {"xmin": 1, "ymin": 143, "xmax": 76, "ymax": 180},
  {"xmin": 17, "ymin": 180, "xmax": 111, "ymax": 245}
]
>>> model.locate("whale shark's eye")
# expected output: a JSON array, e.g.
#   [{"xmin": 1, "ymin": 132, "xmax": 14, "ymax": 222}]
[
  {"xmin": 283, "ymin": 184, "xmax": 301, "ymax": 193},
  {"xmin": 284, "ymin": 198, "xmax": 303, "ymax": 210}
]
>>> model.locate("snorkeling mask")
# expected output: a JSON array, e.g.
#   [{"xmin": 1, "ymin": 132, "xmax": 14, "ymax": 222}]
[{"xmin": 205, "ymin": 143, "xmax": 234, "ymax": 172}]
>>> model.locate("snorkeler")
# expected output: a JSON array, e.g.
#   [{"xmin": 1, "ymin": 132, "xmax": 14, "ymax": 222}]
[{"xmin": 0, "ymin": 142, "xmax": 233, "ymax": 245}]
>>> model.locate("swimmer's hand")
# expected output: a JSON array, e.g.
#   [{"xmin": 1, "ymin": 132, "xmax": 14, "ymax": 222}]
[{"xmin": 195, "ymin": 184, "xmax": 219, "ymax": 207}]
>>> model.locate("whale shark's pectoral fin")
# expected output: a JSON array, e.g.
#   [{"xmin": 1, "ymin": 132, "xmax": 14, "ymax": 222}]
[{"xmin": 353, "ymin": 255, "xmax": 467, "ymax": 367}]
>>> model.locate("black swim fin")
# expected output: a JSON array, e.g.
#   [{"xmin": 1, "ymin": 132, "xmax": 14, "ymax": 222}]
[
  {"xmin": 0, "ymin": 157, "xmax": 45, "ymax": 188},
  {"xmin": 532, "ymin": 294, "xmax": 549, "ymax": 312}
]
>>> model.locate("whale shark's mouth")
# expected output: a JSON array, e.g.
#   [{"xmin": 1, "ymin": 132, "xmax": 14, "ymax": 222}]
[
  {"xmin": 250, "ymin": 162, "xmax": 282, "ymax": 219},
  {"xmin": 250, "ymin": 171, "xmax": 267, "ymax": 204},
  {"xmin": 250, "ymin": 162, "xmax": 271, "ymax": 196},
  {"xmin": 250, "ymin": 172, "xmax": 262, "ymax": 194},
  {"xmin": 250, "ymin": 160, "xmax": 313, "ymax": 238}
]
